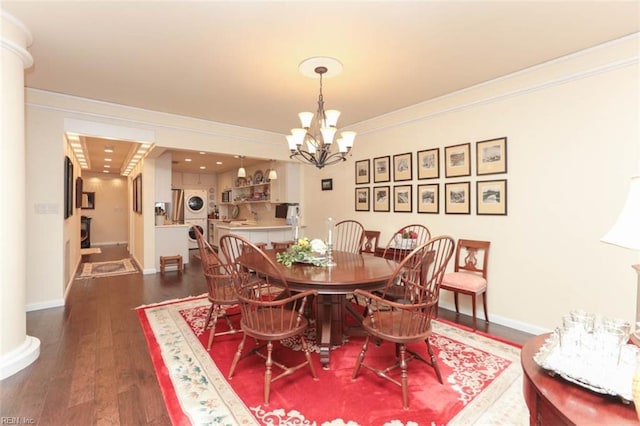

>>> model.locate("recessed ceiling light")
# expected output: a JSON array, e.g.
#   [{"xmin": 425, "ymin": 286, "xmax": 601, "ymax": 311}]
[
  {"xmin": 185, "ymin": 158, "xmax": 192, "ymax": 162},
  {"xmin": 216, "ymin": 161, "xmax": 223, "ymax": 165},
  {"xmin": 103, "ymin": 170, "xmax": 110, "ymax": 173},
  {"xmin": 104, "ymin": 146, "xmax": 114, "ymax": 153},
  {"xmin": 200, "ymin": 166, "xmax": 206, "ymax": 170},
  {"xmin": 199, "ymin": 151, "xmax": 205, "ymax": 155},
  {"xmin": 104, "ymin": 164, "xmax": 111, "ymax": 168},
  {"xmin": 104, "ymin": 158, "xmax": 112, "ymax": 162}
]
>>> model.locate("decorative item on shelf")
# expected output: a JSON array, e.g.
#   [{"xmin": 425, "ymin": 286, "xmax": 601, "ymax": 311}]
[
  {"xmin": 286, "ymin": 56, "xmax": 356, "ymax": 169},
  {"xmin": 237, "ymin": 155, "xmax": 246, "ymax": 178},
  {"xmin": 253, "ymin": 170, "xmax": 263, "ymax": 184},
  {"xmin": 275, "ymin": 237, "xmax": 328, "ymax": 267}
]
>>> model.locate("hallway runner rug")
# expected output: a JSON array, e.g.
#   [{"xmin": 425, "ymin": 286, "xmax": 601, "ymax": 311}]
[
  {"xmin": 137, "ymin": 295, "xmax": 528, "ymax": 426},
  {"xmin": 78, "ymin": 258, "xmax": 138, "ymax": 278}
]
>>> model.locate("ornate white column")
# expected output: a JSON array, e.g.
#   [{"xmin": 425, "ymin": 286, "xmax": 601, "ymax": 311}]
[{"xmin": 0, "ymin": 9, "xmax": 40, "ymax": 379}]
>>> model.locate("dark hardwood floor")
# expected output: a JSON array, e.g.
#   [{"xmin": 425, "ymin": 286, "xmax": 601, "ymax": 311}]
[{"xmin": 0, "ymin": 245, "xmax": 533, "ymax": 425}]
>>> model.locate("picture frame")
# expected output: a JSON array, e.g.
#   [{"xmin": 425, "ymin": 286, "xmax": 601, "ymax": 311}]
[
  {"xmin": 476, "ymin": 137, "xmax": 507, "ymax": 175},
  {"xmin": 373, "ymin": 186, "xmax": 390, "ymax": 212},
  {"xmin": 393, "ymin": 184, "xmax": 412, "ymax": 213},
  {"xmin": 355, "ymin": 187, "xmax": 370, "ymax": 211},
  {"xmin": 417, "ymin": 148, "xmax": 440, "ymax": 180},
  {"xmin": 321, "ymin": 178, "xmax": 333, "ymax": 191},
  {"xmin": 133, "ymin": 173, "xmax": 143, "ymax": 214},
  {"xmin": 417, "ymin": 183, "xmax": 439, "ymax": 214},
  {"xmin": 75, "ymin": 176, "xmax": 83, "ymax": 208},
  {"xmin": 477, "ymin": 179, "xmax": 507, "ymax": 215},
  {"xmin": 64, "ymin": 156, "xmax": 73, "ymax": 219},
  {"xmin": 445, "ymin": 143, "xmax": 471, "ymax": 178},
  {"xmin": 373, "ymin": 155, "xmax": 390, "ymax": 183},
  {"xmin": 393, "ymin": 152, "xmax": 413, "ymax": 181},
  {"xmin": 81, "ymin": 192, "xmax": 95, "ymax": 209},
  {"xmin": 355, "ymin": 159, "xmax": 370, "ymax": 184},
  {"xmin": 445, "ymin": 181, "xmax": 470, "ymax": 214}
]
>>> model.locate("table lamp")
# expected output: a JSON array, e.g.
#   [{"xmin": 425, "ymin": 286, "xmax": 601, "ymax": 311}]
[
  {"xmin": 601, "ymin": 176, "xmax": 640, "ymax": 419},
  {"xmin": 602, "ymin": 176, "xmax": 640, "ymax": 330}
]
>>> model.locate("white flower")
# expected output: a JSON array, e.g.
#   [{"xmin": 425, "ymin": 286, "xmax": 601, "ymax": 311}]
[{"xmin": 310, "ymin": 238, "xmax": 327, "ymax": 255}]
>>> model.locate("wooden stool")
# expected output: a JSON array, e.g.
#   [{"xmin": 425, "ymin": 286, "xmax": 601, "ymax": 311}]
[
  {"xmin": 255, "ymin": 242, "xmax": 268, "ymax": 251},
  {"xmin": 160, "ymin": 255, "xmax": 183, "ymax": 274},
  {"xmin": 272, "ymin": 240, "xmax": 294, "ymax": 251}
]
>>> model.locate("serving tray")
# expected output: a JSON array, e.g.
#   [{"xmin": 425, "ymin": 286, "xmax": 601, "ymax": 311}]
[{"xmin": 533, "ymin": 334, "xmax": 638, "ymax": 403}]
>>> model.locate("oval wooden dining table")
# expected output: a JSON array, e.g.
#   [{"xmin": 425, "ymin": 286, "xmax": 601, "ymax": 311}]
[{"xmin": 238, "ymin": 249, "xmax": 398, "ymax": 369}]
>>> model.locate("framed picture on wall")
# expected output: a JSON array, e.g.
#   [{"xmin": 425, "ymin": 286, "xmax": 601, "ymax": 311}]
[
  {"xmin": 476, "ymin": 137, "xmax": 507, "ymax": 175},
  {"xmin": 355, "ymin": 159, "xmax": 370, "ymax": 184},
  {"xmin": 373, "ymin": 186, "xmax": 390, "ymax": 212},
  {"xmin": 133, "ymin": 173, "xmax": 143, "ymax": 214},
  {"xmin": 64, "ymin": 156, "xmax": 73, "ymax": 219},
  {"xmin": 373, "ymin": 156, "xmax": 391, "ymax": 183},
  {"xmin": 417, "ymin": 148, "xmax": 439, "ymax": 180},
  {"xmin": 393, "ymin": 152, "xmax": 413, "ymax": 181},
  {"xmin": 444, "ymin": 143, "xmax": 471, "ymax": 178},
  {"xmin": 417, "ymin": 183, "xmax": 439, "ymax": 214},
  {"xmin": 393, "ymin": 184, "xmax": 412, "ymax": 213},
  {"xmin": 477, "ymin": 179, "xmax": 507, "ymax": 215},
  {"xmin": 75, "ymin": 176, "xmax": 83, "ymax": 209},
  {"xmin": 321, "ymin": 178, "xmax": 333, "ymax": 191},
  {"xmin": 355, "ymin": 187, "xmax": 370, "ymax": 211},
  {"xmin": 445, "ymin": 181, "xmax": 470, "ymax": 214}
]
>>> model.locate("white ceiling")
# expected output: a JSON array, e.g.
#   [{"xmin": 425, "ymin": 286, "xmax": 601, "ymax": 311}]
[{"xmin": 5, "ymin": 1, "xmax": 639, "ymax": 174}]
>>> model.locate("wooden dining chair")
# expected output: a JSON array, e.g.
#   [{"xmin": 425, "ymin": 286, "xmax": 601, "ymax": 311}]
[
  {"xmin": 334, "ymin": 219, "xmax": 365, "ymax": 253},
  {"xmin": 440, "ymin": 239, "xmax": 491, "ymax": 330},
  {"xmin": 351, "ymin": 235, "xmax": 455, "ymax": 409},
  {"xmin": 193, "ymin": 227, "xmax": 241, "ymax": 350},
  {"xmin": 219, "ymin": 234, "xmax": 318, "ymax": 405},
  {"xmin": 361, "ymin": 230, "xmax": 381, "ymax": 254},
  {"xmin": 378, "ymin": 224, "xmax": 431, "ymax": 302},
  {"xmin": 381, "ymin": 224, "xmax": 431, "ymax": 262}
]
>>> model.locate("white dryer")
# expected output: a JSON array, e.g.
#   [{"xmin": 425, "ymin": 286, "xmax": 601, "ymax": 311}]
[
  {"xmin": 186, "ymin": 218, "xmax": 207, "ymax": 250},
  {"xmin": 184, "ymin": 189, "xmax": 208, "ymax": 219}
]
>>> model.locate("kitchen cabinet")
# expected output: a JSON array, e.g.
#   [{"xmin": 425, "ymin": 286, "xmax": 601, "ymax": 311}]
[{"xmin": 270, "ymin": 162, "xmax": 300, "ymax": 203}]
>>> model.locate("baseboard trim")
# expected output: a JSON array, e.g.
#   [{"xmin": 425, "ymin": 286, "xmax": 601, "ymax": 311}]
[
  {"xmin": 437, "ymin": 301, "xmax": 550, "ymax": 336},
  {"xmin": 0, "ymin": 335, "xmax": 41, "ymax": 380},
  {"xmin": 26, "ymin": 299, "xmax": 65, "ymax": 312}
]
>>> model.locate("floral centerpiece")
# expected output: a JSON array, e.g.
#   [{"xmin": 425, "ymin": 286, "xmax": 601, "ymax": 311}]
[
  {"xmin": 276, "ymin": 237, "xmax": 328, "ymax": 267},
  {"xmin": 395, "ymin": 228, "xmax": 418, "ymax": 249}
]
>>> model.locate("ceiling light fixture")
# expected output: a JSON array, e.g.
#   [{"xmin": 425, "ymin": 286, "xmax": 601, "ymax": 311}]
[
  {"xmin": 104, "ymin": 146, "xmax": 114, "ymax": 153},
  {"xmin": 287, "ymin": 56, "xmax": 356, "ymax": 169},
  {"xmin": 238, "ymin": 155, "xmax": 246, "ymax": 178}
]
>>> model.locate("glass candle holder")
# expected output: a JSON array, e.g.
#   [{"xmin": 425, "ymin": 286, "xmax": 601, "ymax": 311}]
[{"xmin": 325, "ymin": 217, "xmax": 336, "ymax": 267}]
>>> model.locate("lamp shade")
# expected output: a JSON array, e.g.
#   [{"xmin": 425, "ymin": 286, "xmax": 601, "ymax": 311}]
[{"xmin": 602, "ymin": 176, "xmax": 640, "ymax": 250}]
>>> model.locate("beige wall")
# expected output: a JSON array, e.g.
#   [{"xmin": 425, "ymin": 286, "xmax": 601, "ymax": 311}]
[
  {"xmin": 24, "ymin": 35, "xmax": 639, "ymax": 337},
  {"xmin": 81, "ymin": 172, "xmax": 128, "ymax": 245},
  {"xmin": 302, "ymin": 36, "xmax": 640, "ymax": 334}
]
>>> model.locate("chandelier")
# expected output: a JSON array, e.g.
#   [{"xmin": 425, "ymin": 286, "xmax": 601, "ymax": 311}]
[{"xmin": 286, "ymin": 57, "xmax": 356, "ymax": 169}]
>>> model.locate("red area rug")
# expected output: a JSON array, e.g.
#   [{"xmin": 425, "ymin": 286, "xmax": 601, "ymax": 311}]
[{"xmin": 137, "ymin": 296, "xmax": 527, "ymax": 425}]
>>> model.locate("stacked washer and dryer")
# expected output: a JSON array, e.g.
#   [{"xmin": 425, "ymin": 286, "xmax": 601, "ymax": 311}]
[{"xmin": 184, "ymin": 189, "xmax": 208, "ymax": 249}]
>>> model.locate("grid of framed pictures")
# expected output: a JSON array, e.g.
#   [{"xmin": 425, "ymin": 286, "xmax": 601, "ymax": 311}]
[{"xmin": 353, "ymin": 136, "xmax": 507, "ymax": 215}]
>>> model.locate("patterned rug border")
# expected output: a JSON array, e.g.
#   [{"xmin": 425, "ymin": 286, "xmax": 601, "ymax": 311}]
[
  {"xmin": 77, "ymin": 258, "xmax": 138, "ymax": 279},
  {"xmin": 138, "ymin": 297, "xmax": 528, "ymax": 426}
]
